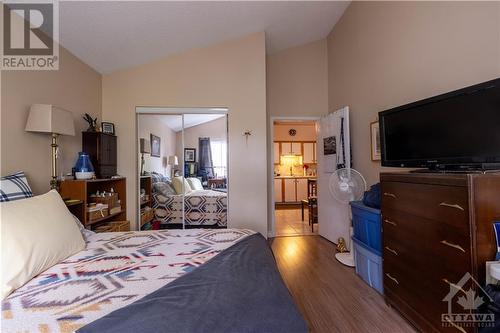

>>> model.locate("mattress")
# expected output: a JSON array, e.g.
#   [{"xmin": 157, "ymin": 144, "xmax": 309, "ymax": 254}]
[
  {"xmin": 1, "ymin": 229, "xmax": 254, "ymax": 333},
  {"xmin": 153, "ymin": 189, "xmax": 227, "ymax": 226}
]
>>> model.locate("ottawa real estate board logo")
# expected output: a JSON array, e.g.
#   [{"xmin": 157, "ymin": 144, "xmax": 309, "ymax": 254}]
[
  {"xmin": 2, "ymin": 1, "xmax": 59, "ymax": 70},
  {"xmin": 442, "ymin": 272, "xmax": 495, "ymax": 330}
]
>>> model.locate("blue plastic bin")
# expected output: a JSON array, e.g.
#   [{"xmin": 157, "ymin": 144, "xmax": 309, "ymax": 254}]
[
  {"xmin": 353, "ymin": 237, "xmax": 383, "ymax": 294},
  {"xmin": 350, "ymin": 201, "xmax": 382, "ymax": 255}
]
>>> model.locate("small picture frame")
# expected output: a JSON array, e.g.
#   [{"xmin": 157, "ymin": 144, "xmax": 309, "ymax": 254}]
[
  {"xmin": 150, "ymin": 134, "xmax": 161, "ymax": 157},
  {"xmin": 323, "ymin": 136, "xmax": 337, "ymax": 156},
  {"xmin": 101, "ymin": 122, "xmax": 115, "ymax": 135},
  {"xmin": 370, "ymin": 121, "xmax": 381, "ymax": 161},
  {"xmin": 184, "ymin": 148, "xmax": 196, "ymax": 162}
]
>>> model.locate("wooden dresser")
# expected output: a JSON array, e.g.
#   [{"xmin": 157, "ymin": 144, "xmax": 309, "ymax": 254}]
[{"xmin": 380, "ymin": 172, "xmax": 500, "ymax": 333}]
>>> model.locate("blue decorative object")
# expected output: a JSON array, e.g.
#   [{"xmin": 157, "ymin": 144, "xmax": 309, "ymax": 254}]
[
  {"xmin": 74, "ymin": 152, "xmax": 95, "ymax": 180},
  {"xmin": 494, "ymin": 222, "xmax": 500, "ymax": 260},
  {"xmin": 74, "ymin": 152, "xmax": 94, "ymax": 172}
]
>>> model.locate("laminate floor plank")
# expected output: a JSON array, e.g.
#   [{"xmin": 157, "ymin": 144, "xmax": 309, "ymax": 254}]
[{"xmin": 270, "ymin": 235, "xmax": 416, "ymax": 333}]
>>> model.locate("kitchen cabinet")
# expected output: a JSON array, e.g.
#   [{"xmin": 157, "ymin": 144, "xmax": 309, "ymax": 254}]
[
  {"xmin": 296, "ymin": 178, "xmax": 308, "ymax": 201},
  {"xmin": 274, "ymin": 177, "xmax": 315, "ymax": 203},
  {"xmin": 281, "ymin": 142, "xmax": 302, "ymax": 155},
  {"xmin": 284, "ymin": 179, "xmax": 296, "ymax": 202},
  {"xmin": 274, "ymin": 178, "xmax": 283, "ymax": 202},
  {"xmin": 274, "ymin": 141, "xmax": 317, "ymax": 164},
  {"xmin": 303, "ymin": 142, "xmax": 316, "ymax": 164},
  {"xmin": 273, "ymin": 142, "xmax": 280, "ymax": 164}
]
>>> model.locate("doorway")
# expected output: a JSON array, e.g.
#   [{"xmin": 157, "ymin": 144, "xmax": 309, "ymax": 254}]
[
  {"xmin": 136, "ymin": 107, "xmax": 228, "ymax": 230},
  {"xmin": 272, "ymin": 118, "xmax": 320, "ymax": 236}
]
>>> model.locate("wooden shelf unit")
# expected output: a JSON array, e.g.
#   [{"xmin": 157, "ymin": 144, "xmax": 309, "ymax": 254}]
[
  {"xmin": 140, "ymin": 176, "xmax": 152, "ymax": 207},
  {"xmin": 140, "ymin": 176, "xmax": 153, "ymax": 230},
  {"xmin": 59, "ymin": 177, "xmax": 127, "ymax": 230}
]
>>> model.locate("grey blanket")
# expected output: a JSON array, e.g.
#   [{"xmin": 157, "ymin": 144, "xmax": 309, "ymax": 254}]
[{"xmin": 78, "ymin": 233, "xmax": 308, "ymax": 333}]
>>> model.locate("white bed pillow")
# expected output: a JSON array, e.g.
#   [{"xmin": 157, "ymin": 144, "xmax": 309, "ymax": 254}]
[
  {"xmin": 172, "ymin": 176, "xmax": 192, "ymax": 194},
  {"xmin": 1, "ymin": 190, "xmax": 86, "ymax": 300},
  {"xmin": 187, "ymin": 178, "xmax": 204, "ymax": 191}
]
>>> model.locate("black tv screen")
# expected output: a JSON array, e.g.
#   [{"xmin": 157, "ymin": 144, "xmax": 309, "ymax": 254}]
[{"xmin": 379, "ymin": 78, "xmax": 500, "ymax": 169}]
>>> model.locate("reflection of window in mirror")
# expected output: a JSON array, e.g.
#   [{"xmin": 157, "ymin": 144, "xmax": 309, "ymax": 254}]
[{"xmin": 210, "ymin": 139, "xmax": 227, "ymax": 178}]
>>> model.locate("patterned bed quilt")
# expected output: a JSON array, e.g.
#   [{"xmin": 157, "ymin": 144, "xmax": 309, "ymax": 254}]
[
  {"xmin": 1, "ymin": 229, "xmax": 255, "ymax": 333},
  {"xmin": 153, "ymin": 189, "xmax": 227, "ymax": 227}
]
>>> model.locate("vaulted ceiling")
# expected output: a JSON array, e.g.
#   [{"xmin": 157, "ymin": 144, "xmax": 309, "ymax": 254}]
[{"xmin": 58, "ymin": 1, "xmax": 350, "ymax": 73}]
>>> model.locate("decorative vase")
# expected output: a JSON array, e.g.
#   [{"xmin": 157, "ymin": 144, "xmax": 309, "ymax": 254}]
[{"xmin": 74, "ymin": 152, "xmax": 95, "ymax": 180}]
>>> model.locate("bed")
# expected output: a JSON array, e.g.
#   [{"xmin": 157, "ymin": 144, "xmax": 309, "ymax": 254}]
[
  {"xmin": 151, "ymin": 173, "xmax": 227, "ymax": 228},
  {"xmin": 1, "ymin": 174, "xmax": 305, "ymax": 333},
  {"xmin": 2, "ymin": 228, "xmax": 307, "ymax": 333}
]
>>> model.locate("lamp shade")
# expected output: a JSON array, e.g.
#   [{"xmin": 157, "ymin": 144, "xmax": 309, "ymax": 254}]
[
  {"xmin": 140, "ymin": 138, "xmax": 151, "ymax": 154},
  {"xmin": 25, "ymin": 104, "xmax": 75, "ymax": 136},
  {"xmin": 168, "ymin": 155, "xmax": 178, "ymax": 166}
]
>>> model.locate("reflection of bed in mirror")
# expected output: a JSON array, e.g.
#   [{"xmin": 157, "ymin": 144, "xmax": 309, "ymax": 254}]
[{"xmin": 150, "ymin": 172, "xmax": 227, "ymax": 228}]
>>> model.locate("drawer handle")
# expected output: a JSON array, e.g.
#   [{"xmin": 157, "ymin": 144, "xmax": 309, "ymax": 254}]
[
  {"xmin": 384, "ymin": 219, "xmax": 397, "ymax": 226},
  {"xmin": 440, "ymin": 240, "xmax": 466, "ymax": 253},
  {"xmin": 442, "ymin": 278, "xmax": 466, "ymax": 294},
  {"xmin": 443, "ymin": 316, "xmax": 467, "ymax": 333},
  {"xmin": 383, "ymin": 192, "xmax": 397, "ymax": 199},
  {"xmin": 439, "ymin": 202, "xmax": 465, "ymax": 211},
  {"xmin": 386, "ymin": 273, "xmax": 399, "ymax": 285},
  {"xmin": 385, "ymin": 246, "xmax": 398, "ymax": 256}
]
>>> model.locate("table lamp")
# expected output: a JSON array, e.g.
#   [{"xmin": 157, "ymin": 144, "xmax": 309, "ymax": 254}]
[
  {"xmin": 168, "ymin": 155, "xmax": 178, "ymax": 179},
  {"xmin": 25, "ymin": 104, "xmax": 75, "ymax": 189}
]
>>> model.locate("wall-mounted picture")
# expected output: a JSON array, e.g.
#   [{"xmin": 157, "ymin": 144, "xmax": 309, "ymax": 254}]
[
  {"xmin": 323, "ymin": 136, "xmax": 337, "ymax": 155},
  {"xmin": 150, "ymin": 134, "xmax": 161, "ymax": 157},
  {"xmin": 184, "ymin": 148, "xmax": 196, "ymax": 162},
  {"xmin": 371, "ymin": 121, "xmax": 381, "ymax": 161},
  {"xmin": 101, "ymin": 122, "xmax": 115, "ymax": 135}
]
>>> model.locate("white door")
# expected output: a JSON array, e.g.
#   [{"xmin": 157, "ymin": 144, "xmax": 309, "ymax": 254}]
[
  {"xmin": 283, "ymin": 179, "xmax": 296, "ymax": 202},
  {"xmin": 317, "ymin": 107, "xmax": 351, "ymax": 243},
  {"xmin": 274, "ymin": 178, "xmax": 283, "ymax": 202},
  {"xmin": 303, "ymin": 143, "xmax": 314, "ymax": 163},
  {"xmin": 273, "ymin": 142, "xmax": 280, "ymax": 164}
]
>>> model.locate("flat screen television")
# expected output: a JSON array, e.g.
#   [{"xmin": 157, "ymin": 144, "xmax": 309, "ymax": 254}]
[{"xmin": 379, "ymin": 78, "xmax": 500, "ymax": 170}]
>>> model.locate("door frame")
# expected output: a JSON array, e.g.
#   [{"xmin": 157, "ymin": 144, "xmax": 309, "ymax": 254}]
[{"xmin": 269, "ymin": 115, "xmax": 321, "ymax": 237}]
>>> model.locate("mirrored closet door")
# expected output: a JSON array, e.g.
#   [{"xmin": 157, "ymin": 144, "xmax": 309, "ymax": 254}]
[{"xmin": 137, "ymin": 108, "xmax": 228, "ymax": 231}]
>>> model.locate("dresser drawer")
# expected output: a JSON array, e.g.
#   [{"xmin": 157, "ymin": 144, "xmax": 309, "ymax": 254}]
[
  {"xmin": 382, "ymin": 208, "xmax": 472, "ymax": 277},
  {"xmin": 384, "ymin": 265, "xmax": 475, "ymax": 333},
  {"xmin": 381, "ymin": 181, "xmax": 469, "ymax": 230}
]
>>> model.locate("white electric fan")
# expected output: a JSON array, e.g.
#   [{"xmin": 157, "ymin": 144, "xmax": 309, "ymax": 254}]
[{"xmin": 328, "ymin": 168, "xmax": 367, "ymax": 266}]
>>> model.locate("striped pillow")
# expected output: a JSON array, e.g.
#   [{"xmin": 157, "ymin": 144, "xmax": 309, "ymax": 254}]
[{"xmin": 0, "ymin": 171, "xmax": 33, "ymax": 202}]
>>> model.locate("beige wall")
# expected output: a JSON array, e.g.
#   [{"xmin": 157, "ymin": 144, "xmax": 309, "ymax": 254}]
[
  {"xmin": 1, "ymin": 47, "xmax": 102, "ymax": 194},
  {"xmin": 267, "ymin": 39, "xmax": 329, "ymax": 117},
  {"xmin": 138, "ymin": 115, "xmax": 177, "ymax": 175},
  {"xmin": 327, "ymin": 1, "xmax": 500, "ymax": 185},
  {"xmin": 273, "ymin": 122, "xmax": 316, "ymax": 142},
  {"xmin": 266, "ymin": 39, "xmax": 328, "ymax": 235},
  {"xmin": 175, "ymin": 116, "xmax": 227, "ymax": 166},
  {"xmin": 102, "ymin": 32, "xmax": 268, "ymax": 235}
]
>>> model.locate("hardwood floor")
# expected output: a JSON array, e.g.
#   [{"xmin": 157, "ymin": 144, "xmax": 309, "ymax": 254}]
[
  {"xmin": 275, "ymin": 207, "xmax": 318, "ymax": 236},
  {"xmin": 270, "ymin": 235, "xmax": 416, "ymax": 333}
]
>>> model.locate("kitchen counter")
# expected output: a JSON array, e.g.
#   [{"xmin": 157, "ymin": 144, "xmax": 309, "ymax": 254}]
[{"xmin": 274, "ymin": 175, "xmax": 316, "ymax": 179}]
